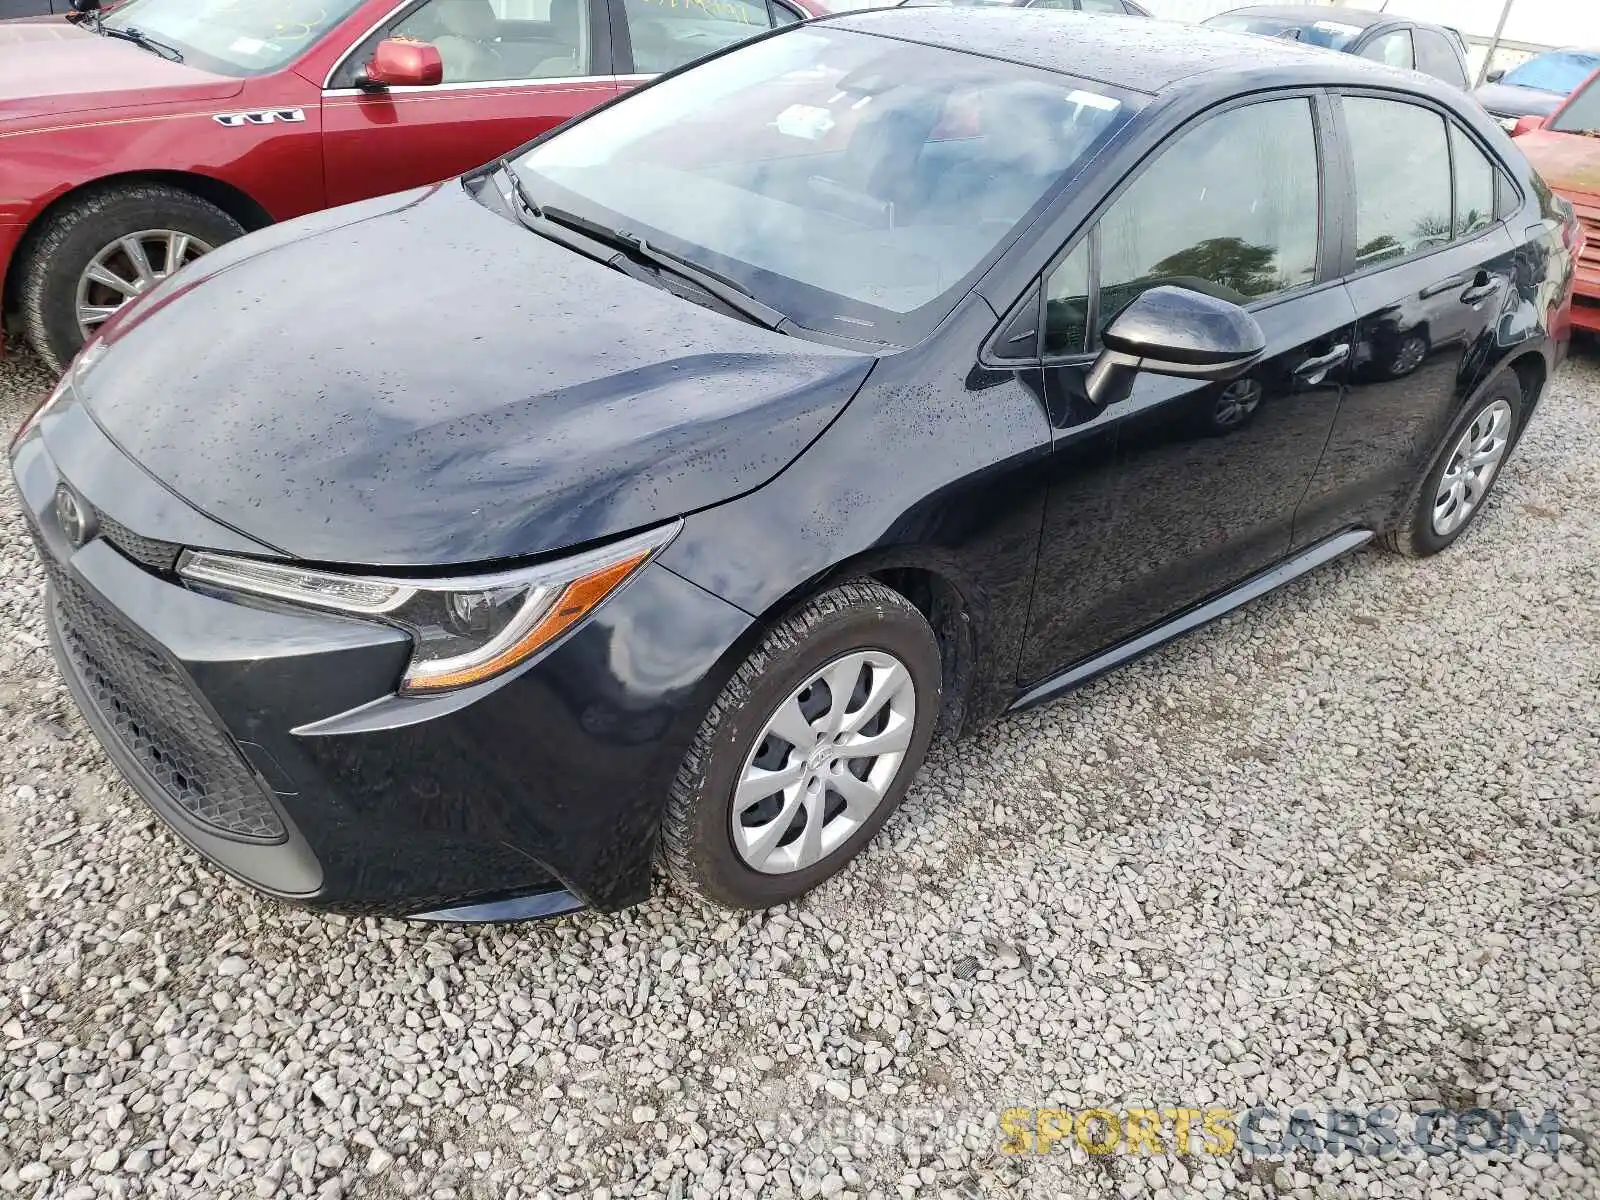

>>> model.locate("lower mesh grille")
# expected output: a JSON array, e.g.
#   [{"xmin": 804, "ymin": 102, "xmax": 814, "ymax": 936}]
[{"xmin": 47, "ymin": 561, "xmax": 286, "ymax": 843}]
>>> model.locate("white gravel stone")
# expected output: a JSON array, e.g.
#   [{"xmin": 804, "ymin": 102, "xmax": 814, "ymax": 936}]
[{"xmin": 0, "ymin": 341, "xmax": 1596, "ymax": 1200}]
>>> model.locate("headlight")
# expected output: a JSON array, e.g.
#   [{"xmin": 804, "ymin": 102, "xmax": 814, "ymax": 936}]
[{"xmin": 178, "ymin": 521, "xmax": 680, "ymax": 694}]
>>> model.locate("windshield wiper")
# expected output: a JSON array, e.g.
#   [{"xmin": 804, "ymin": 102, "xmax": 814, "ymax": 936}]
[
  {"xmin": 494, "ymin": 165, "xmax": 789, "ymax": 332},
  {"xmin": 101, "ymin": 25, "xmax": 184, "ymax": 61}
]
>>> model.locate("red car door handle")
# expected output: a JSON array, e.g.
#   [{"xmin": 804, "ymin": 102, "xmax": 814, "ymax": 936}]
[{"xmin": 1293, "ymin": 344, "xmax": 1350, "ymax": 384}]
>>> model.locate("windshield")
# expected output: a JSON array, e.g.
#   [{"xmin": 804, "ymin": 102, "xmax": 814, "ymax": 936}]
[
  {"xmin": 1503, "ymin": 51, "xmax": 1600, "ymax": 96},
  {"xmin": 1551, "ymin": 73, "xmax": 1600, "ymax": 135},
  {"xmin": 508, "ymin": 27, "xmax": 1135, "ymax": 343},
  {"xmin": 1202, "ymin": 13, "xmax": 1363, "ymax": 50},
  {"xmin": 101, "ymin": 0, "xmax": 366, "ymax": 76}
]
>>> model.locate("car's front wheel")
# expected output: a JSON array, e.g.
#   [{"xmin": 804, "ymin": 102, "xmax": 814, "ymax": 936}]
[
  {"xmin": 661, "ymin": 580, "xmax": 942, "ymax": 909},
  {"xmin": 17, "ymin": 183, "xmax": 244, "ymax": 372}
]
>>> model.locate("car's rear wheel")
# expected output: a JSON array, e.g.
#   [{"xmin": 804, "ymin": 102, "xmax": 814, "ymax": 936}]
[
  {"xmin": 1383, "ymin": 373, "xmax": 1523, "ymax": 558},
  {"xmin": 17, "ymin": 184, "xmax": 244, "ymax": 372},
  {"xmin": 660, "ymin": 580, "xmax": 942, "ymax": 909}
]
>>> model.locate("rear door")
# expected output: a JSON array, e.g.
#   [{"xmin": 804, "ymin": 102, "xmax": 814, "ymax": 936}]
[
  {"xmin": 1294, "ymin": 93, "xmax": 1520, "ymax": 546},
  {"xmin": 320, "ymin": 0, "xmax": 617, "ymax": 207},
  {"xmin": 1019, "ymin": 92, "xmax": 1359, "ymax": 681}
]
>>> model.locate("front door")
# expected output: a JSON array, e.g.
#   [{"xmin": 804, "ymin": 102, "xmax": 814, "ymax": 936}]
[
  {"xmin": 321, "ymin": 0, "xmax": 617, "ymax": 207},
  {"xmin": 1021, "ymin": 93, "xmax": 1355, "ymax": 683}
]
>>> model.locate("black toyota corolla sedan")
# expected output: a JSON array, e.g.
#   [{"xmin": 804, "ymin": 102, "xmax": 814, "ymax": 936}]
[{"xmin": 11, "ymin": 8, "xmax": 1577, "ymax": 922}]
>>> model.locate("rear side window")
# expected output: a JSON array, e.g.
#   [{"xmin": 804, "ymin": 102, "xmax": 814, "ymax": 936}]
[
  {"xmin": 1040, "ymin": 97, "xmax": 1320, "ymax": 356},
  {"xmin": 622, "ymin": 0, "xmax": 784, "ymax": 73},
  {"xmin": 1358, "ymin": 29, "xmax": 1414, "ymax": 70},
  {"xmin": 1345, "ymin": 97, "xmax": 1451, "ymax": 265},
  {"xmin": 1414, "ymin": 29, "xmax": 1467, "ymax": 88}
]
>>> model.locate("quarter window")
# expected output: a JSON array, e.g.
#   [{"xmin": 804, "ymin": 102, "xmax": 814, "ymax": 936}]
[
  {"xmin": 1452, "ymin": 125, "xmax": 1498, "ymax": 238},
  {"xmin": 1358, "ymin": 29, "xmax": 1414, "ymax": 70},
  {"xmin": 388, "ymin": 0, "xmax": 593, "ymax": 83},
  {"xmin": 1043, "ymin": 243, "xmax": 1091, "ymax": 356},
  {"xmin": 1345, "ymin": 97, "xmax": 1452, "ymax": 266},
  {"xmin": 623, "ymin": 0, "xmax": 784, "ymax": 74}
]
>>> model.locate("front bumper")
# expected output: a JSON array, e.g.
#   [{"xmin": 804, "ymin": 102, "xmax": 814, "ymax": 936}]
[{"xmin": 11, "ymin": 395, "xmax": 753, "ymax": 917}]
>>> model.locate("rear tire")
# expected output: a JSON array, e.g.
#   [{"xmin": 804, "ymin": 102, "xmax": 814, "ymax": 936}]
[
  {"xmin": 1382, "ymin": 373, "xmax": 1523, "ymax": 558},
  {"xmin": 660, "ymin": 580, "xmax": 942, "ymax": 910},
  {"xmin": 17, "ymin": 184, "xmax": 244, "ymax": 373}
]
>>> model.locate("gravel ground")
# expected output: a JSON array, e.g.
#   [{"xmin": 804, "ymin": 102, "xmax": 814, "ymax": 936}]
[{"xmin": 0, "ymin": 339, "xmax": 1596, "ymax": 1200}]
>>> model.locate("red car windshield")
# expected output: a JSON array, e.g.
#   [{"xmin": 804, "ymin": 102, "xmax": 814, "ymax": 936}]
[
  {"xmin": 101, "ymin": 0, "xmax": 366, "ymax": 76},
  {"xmin": 1550, "ymin": 72, "xmax": 1600, "ymax": 135}
]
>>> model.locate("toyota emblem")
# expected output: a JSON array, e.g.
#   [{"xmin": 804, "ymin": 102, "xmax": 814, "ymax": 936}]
[{"xmin": 54, "ymin": 486, "xmax": 93, "ymax": 548}]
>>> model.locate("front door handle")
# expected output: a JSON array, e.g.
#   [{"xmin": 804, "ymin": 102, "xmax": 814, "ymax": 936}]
[{"xmin": 1292, "ymin": 343, "xmax": 1350, "ymax": 385}]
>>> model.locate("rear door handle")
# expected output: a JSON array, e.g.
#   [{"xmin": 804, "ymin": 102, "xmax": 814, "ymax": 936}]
[
  {"xmin": 1459, "ymin": 270, "xmax": 1500, "ymax": 304},
  {"xmin": 1419, "ymin": 274, "xmax": 1469, "ymax": 299},
  {"xmin": 1293, "ymin": 343, "xmax": 1350, "ymax": 385}
]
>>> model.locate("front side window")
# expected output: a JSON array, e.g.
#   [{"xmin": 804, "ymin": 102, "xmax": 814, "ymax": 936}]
[
  {"xmin": 1096, "ymin": 98, "xmax": 1320, "ymax": 331},
  {"xmin": 1345, "ymin": 97, "xmax": 1452, "ymax": 266},
  {"xmin": 98, "ymin": 0, "xmax": 365, "ymax": 76},
  {"xmin": 511, "ymin": 28, "xmax": 1136, "ymax": 343},
  {"xmin": 1358, "ymin": 29, "xmax": 1414, "ymax": 70},
  {"xmin": 390, "ymin": 0, "xmax": 593, "ymax": 83},
  {"xmin": 1039, "ymin": 97, "xmax": 1319, "ymax": 358},
  {"xmin": 623, "ymin": 0, "xmax": 785, "ymax": 74},
  {"xmin": 1550, "ymin": 72, "xmax": 1600, "ymax": 135}
]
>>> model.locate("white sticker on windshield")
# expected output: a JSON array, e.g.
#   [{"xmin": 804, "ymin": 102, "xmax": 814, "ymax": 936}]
[
  {"xmin": 1065, "ymin": 90, "xmax": 1121, "ymax": 113},
  {"xmin": 1312, "ymin": 21, "xmax": 1361, "ymax": 36},
  {"xmin": 773, "ymin": 104, "xmax": 837, "ymax": 140},
  {"xmin": 229, "ymin": 36, "xmax": 269, "ymax": 54}
]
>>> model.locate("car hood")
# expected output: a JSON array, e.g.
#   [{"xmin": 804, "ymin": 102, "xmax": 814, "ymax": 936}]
[
  {"xmin": 1516, "ymin": 128, "xmax": 1600, "ymax": 205},
  {"xmin": 0, "ymin": 20, "xmax": 242, "ymax": 122},
  {"xmin": 1474, "ymin": 80, "xmax": 1566, "ymax": 119},
  {"xmin": 78, "ymin": 182, "xmax": 876, "ymax": 568}
]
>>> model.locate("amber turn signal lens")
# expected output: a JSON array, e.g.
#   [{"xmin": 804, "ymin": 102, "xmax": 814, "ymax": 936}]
[{"xmin": 398, "ymin": 549, "xmax": 652, "ymax": 694}]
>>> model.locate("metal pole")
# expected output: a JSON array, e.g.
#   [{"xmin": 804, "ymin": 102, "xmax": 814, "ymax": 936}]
[{"xmin": 1478, "ymin": 0, "xmax": 1516, "ymax": 87}]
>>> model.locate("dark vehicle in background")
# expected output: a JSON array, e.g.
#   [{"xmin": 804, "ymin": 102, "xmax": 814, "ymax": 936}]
[
  {"xmin": 1203, "ymin": 5, "xmax": 1471, "ymax": 90},
  {"xmin": 1478, "ymin": 48, "xmax": 1600, "ymax": 132},
  {"xmin": 1510, "ymin": 71, "xmax": 1600, "ymax": 331},
  {"xmin": 897, "ymin": 0, "xmax": 1150, "ymax": 14},
  {"xmin": 11, "ymin": 9, "xmax": 1573, "ymax": 922}
]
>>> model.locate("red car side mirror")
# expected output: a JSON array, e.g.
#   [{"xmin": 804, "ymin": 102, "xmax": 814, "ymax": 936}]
[
  {"xmin": 1511, "ymin": 114, "xmax": 1546, "ymax": 137},
  {"xmin": 363, "ymin": 39, "xmax": 443, "ymax": 88}
]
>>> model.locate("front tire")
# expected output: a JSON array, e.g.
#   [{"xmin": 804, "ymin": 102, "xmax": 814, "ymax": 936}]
[
  {"xmin": 660, "ymin": 580, "xmax": 942, "ymax": 910},
  {"xmin": 17, "ymin": 184, "xmax": 244, "ymax": 372},
  {"xmin": 1383, "ymin": 373, "xmax": 1523, "ymax": 558}
]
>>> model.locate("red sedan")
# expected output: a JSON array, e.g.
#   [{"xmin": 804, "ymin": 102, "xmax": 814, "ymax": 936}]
[
  {"xmin": 1514, "ymin": 67, "xmax": 1600, "ymax": 331},
  {"xmin": 0, "ymin": 0, "xmax": 819, "ymax": 370}
]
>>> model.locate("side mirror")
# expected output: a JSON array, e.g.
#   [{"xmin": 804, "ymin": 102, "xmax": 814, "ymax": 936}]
[
  {"xmin": 362, "ymin": 39, "xmax": 444, "ymax": 89},
  {"xmin": 1085, "ymin": 285, "xmax": 1267, "ymax": 409},
  {"xmin": 1486, "ymin": 67, "xmax": 1505, "ymax": 83},
  {"xmin": 1510, "ymin": 114, "xmax": 1546, "ymax": 137}
]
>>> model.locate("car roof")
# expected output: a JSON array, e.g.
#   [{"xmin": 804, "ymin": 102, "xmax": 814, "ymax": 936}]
[
  {"xmin": 1206, "ymin": 4, "xmax": 1387, "ymax": 28},
  {"xmin": 825, "ymin": 6, "xmax": 1422, "ymax": 95}
]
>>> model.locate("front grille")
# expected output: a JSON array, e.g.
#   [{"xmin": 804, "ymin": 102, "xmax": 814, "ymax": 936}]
[
  {"xmin": 96, "ymin": 512, "xmax": 182, "ymax": 575},
  {"xmin": 47, "ymin": 560, "xmax": 286, "ymax": 843},
  {"xmin": 1573, "ymin": 204, "xmax": 1600, "ymax": 275}
]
